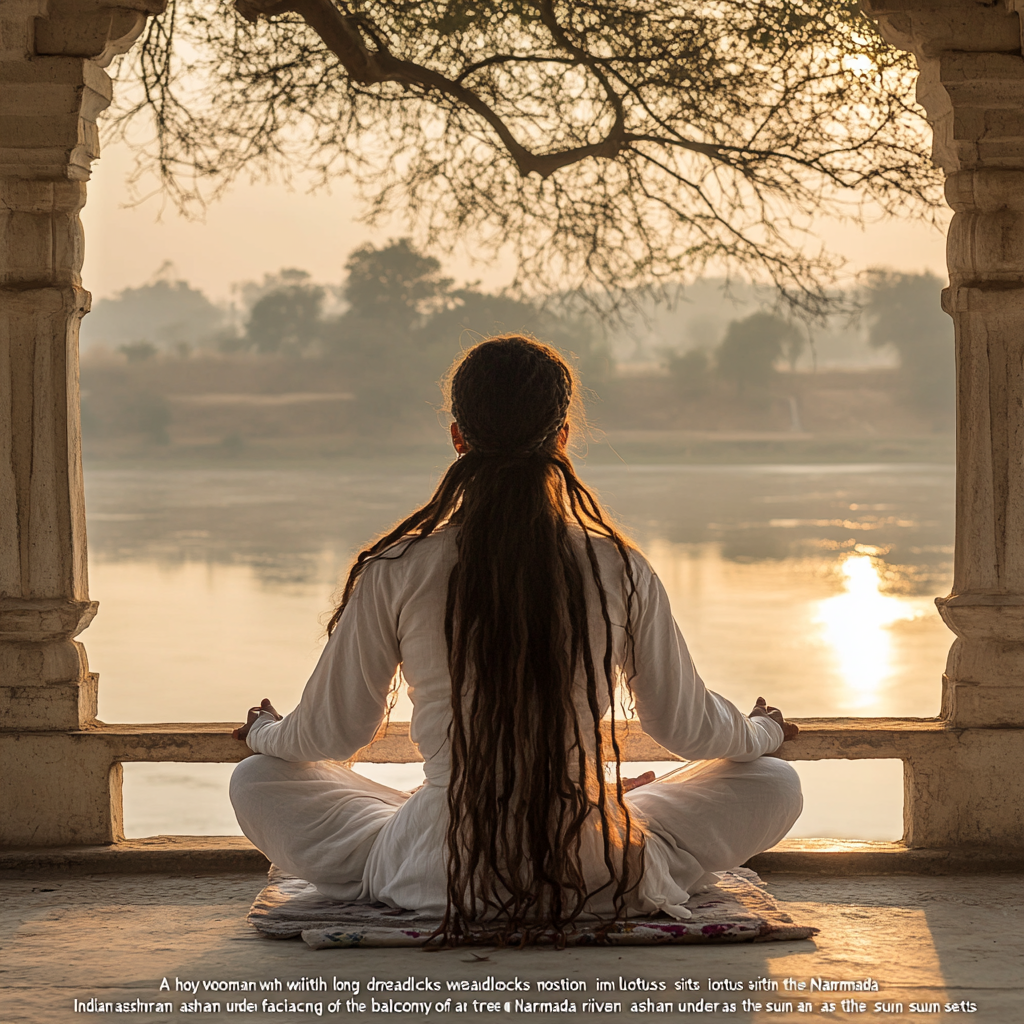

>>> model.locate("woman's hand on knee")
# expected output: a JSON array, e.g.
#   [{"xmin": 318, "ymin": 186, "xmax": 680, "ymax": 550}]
[
  {"xmin": 749, "ymin": 696, "xmax": 799, "ymax": 750},
  {"xmin": 233, "ymin": 698, "xmax": 283, "ymax": 741}
]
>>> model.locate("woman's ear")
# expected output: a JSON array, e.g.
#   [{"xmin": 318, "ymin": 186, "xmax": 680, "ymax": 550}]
[{"xmin": 451, "ymin": 422, "xmax": 468, "ymax": 455}]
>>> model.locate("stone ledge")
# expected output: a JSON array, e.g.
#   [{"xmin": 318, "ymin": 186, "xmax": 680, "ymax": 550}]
[
  {"xmin": 1, "ymin": 717, "xmax": 962, "ymax": 762},
  {"xmin": 0, "ymin": 836, "xmax": 269, "ymax": 875},
  {"xmin": 2, "ymin": 836, "xmax": 1021, "ymax": 877},
  {"xmin": 748, "ymin": 839, "xmax": 1024, "ymax": 875}
]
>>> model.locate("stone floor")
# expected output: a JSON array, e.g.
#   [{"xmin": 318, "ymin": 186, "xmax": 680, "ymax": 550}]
[{"xmin": 1, "ymin": 872, "xmax": 1021, "ymax": 1023}]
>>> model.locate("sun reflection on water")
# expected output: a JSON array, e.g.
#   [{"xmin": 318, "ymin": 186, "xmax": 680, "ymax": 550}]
[{"xmin": 816, "ymin": 554, "xmax": 921, "ymax": 709}]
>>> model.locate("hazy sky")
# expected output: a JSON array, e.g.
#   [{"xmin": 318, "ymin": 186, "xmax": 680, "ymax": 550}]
[{"xmin": 81, "ymin": 137, "xmax": 950, "ymax": 304}]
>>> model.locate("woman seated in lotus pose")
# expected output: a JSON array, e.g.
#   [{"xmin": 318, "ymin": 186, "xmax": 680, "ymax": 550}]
[{"xmin": 230, "ymin": 335, "xmax": 801, "ymax": 943}]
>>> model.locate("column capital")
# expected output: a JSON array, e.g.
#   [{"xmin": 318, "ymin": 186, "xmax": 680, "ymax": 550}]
[
  {"xmin": 862, "ymin": 0, "xmax": 1022, "ymax": 58},
  {"xmin": 0, "ymin": 0, "xmax": 166, "ymax": 181},
  {"xmin": 34, "ymin": 0, "xmax": 166, "ymax": 69},
  {"xmin": 863, "ymin": 1, "xmax": 1024, "ymax": 172}
]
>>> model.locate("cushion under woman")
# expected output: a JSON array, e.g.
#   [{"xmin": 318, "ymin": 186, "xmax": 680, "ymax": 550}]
[{"xmin": 230, "ymin": 335, "xmax": 801, "ymax": 942}]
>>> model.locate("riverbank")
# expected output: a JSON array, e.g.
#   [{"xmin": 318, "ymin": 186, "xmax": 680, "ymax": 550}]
[
  {"xmin": 82, "ymin": 431, "xmax": 954, "ymax": 470},
  {"xmin": 81, "ymin": 355, "xmax": 954, "ymax": 467}
]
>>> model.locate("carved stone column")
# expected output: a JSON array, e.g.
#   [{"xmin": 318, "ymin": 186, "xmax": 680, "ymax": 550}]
[
  {"xmin": 0, "ymin": 0, "xmax": 163, "ymax": 844},
  {"xmin": 864, "ymin": 0, "xmax": 1024, "ymax": 849}
]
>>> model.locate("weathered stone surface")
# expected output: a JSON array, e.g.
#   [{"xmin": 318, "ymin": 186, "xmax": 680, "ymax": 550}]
[
  {"xmin": 751, "ymin": 838, "xmax": 1024, "ymax": 874},
  {"xmin": 0, "ymin": 1, "xmax": 48, "ymax": 63},
  {"xmin": 3, "ymin": 836, "xmax": 1021, "ymax": 878},
  {"xmin": 939, "ymin": 637, "xmax": 1024, "ymax": 725},
  {"xmin": 0, "ymin": 636, "xmax": 88, "ymax": 683},
  {"xmin": 0, "ymin": 181, "xmax": 88, "ymax": 284},
  {"xmin": 0, "ymin": 599, "xmax": 97, "ymax": 642},
  {"xmin": 34, "ymin": 0, "xmax": 159, "ymax": 68},
  {"xmin": 0, "ymin": 836, "xmax": 270, "ymax": 874},
  {"xmin": 0, "ymin": 279, "xmax": 95, "ymax": 730},
  {"xmin": 0, "ymin": 0, "xmax": 142, "ymax": 758},
  {"xmin": 905, "ymin": 728, "xmax": 1024, "ymax": 847},
  {"xmin": 0, "ymin": 673, "xmax": 97, "ymax": 731},
  {"xmin": 0, "ymin": 57, "xmax": 113, "ymax": 179},
  {"xmin": 2, "ymin": 872, "xmax": 1022, "ymax": 1023},
  {"xmin": 0, "ymin": 731, "xmax": 122, "ymax": 845}
]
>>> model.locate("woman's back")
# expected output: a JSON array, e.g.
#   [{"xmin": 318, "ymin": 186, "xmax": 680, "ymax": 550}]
[
  {"xmin": 391, "ymin": 527, "xmax": 640, "ymax": 784},
  {"xmin": 232, "ymin": 335, "xmax": 800, "ymax": 943}
]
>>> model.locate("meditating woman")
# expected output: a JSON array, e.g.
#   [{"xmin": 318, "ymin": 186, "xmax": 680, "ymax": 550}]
[{"xmin": 230, "ymin": 334, "xmax": 801, "ymax": 943}]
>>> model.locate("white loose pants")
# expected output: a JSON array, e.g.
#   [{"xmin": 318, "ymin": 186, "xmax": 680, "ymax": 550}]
[{"xmin": 231, "ymin": 754, "xmax": 802, "ymax": 912}]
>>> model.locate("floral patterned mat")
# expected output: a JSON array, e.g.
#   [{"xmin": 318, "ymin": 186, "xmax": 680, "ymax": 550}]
[{"xmin": 248, "ymin": 866, "xmax": 818, "ymax": 949}]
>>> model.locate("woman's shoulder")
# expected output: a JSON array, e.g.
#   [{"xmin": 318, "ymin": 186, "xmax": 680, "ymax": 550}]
[
  {"xmin": 575, "ymin": 529, "xmax": 656, "ymax": 586},
  {"xmin": 362, "ymin": 529, "xmax": 455, "ymax": 576},
  {"xmin": 361, "ymin": 526, "xmax": 653, "ymax": 589}
]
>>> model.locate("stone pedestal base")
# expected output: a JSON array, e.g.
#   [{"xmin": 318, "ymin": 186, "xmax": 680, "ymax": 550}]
[
  {"xmin": 905, "ymin": 728, "xmax": 1024, "ymax": 848},
  {"xmin": 0, "ymin": 732, "xmax": 122, "ymax": 846},
  {"xmin": 0, "ymin": 600, "xmax": 99, "ymax": 729}
]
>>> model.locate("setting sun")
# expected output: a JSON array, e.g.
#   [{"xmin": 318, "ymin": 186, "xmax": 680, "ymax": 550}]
[{"xmin": 816, "ymin": 554, "xmax": 921, "ymax": 708}]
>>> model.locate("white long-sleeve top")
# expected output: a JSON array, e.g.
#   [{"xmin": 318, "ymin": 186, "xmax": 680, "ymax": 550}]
[
  {"xmin": 245, "ymin": 526, "xmax": 784, "ymax": 917},
  {"xmin": 247, "ymin": 528, "xmax": 782, "ymax": 771}
]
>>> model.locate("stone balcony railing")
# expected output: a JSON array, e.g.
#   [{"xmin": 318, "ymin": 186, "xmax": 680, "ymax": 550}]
[
  {"xmin": 5, "ymin": 713, "xmax": 1021, "ymax": 876},
  {"xmin": 89, "ymin": 716, "xmax": 952, "ymax": 764}
]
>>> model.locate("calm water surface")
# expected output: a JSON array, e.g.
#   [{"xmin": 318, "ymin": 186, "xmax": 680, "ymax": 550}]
[{"xmin": 83, "ymin": 461, "xmax": 954, "ymax": 840}]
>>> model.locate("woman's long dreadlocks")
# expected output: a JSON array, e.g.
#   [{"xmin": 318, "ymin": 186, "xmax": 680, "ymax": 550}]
[{"xmin": 327, "ymin": 335, "xmax": 643, "ymax": 944}]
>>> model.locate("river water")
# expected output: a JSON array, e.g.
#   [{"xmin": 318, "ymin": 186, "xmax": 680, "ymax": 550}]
[{"xmin": 82, "ymin": 460, "xmax": 954, "ymax": 841}]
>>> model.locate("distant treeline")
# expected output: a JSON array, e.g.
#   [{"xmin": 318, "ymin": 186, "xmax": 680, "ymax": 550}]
[
  {"xmin": 85, "ymin": 241, "xmax": 608, "ymax": 432},
  {"xmin": 666, "ymin": 269, "xmax": 953, "ymax": 416},
  {"xmin": 79, "ymin": 241, "xmax": 954, "ymax": 453}
]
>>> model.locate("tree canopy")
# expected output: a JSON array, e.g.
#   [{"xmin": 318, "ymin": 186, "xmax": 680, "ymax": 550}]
[
  {"xmin": 715, "ymin": 311, "xmax": 800, "ymax": 393},
  {"xmin": 863, "ymin": 270, "xmax": 953, "ymax": 417},
  {"xmin": 114, "ymin": 1, "xmax": 940, "ymax": 313},
  {"xmin": 343, "ymin": 238, "xmax": 451, "ymax": 322},
  {"xmin": 245, "ymin": 279, "xmax": 326, "ymax": 353},
  {"xmin": 80, "ymin": 272, "xmax": 225, "ymax": 351},
  {"xmin": 234, "ymin": 239, "xmax": 608, "ymax": 419}
]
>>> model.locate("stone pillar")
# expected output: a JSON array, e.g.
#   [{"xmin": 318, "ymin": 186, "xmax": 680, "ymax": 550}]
[
  {"xmin": 0, "ymin": 0, "xmax": 163, "ymax": 845},
  {"xmin": 864, "ymin": 0, "xmax": 1024, "ymax": 848}
]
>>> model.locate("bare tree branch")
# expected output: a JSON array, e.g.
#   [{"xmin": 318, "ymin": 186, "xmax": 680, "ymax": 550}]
[
  {"xmin": 107, "ymin": 0, "xmax": 943, "ymax": 315},
  {"xmin": 234, "ymin": 0, "xmax": 626, "ymax": 176}
]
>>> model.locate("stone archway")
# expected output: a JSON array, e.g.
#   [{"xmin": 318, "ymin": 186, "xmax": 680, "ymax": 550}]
[{"xmin": 2, "ymin": 0, "xmax": 1023, "ymax": 863}]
